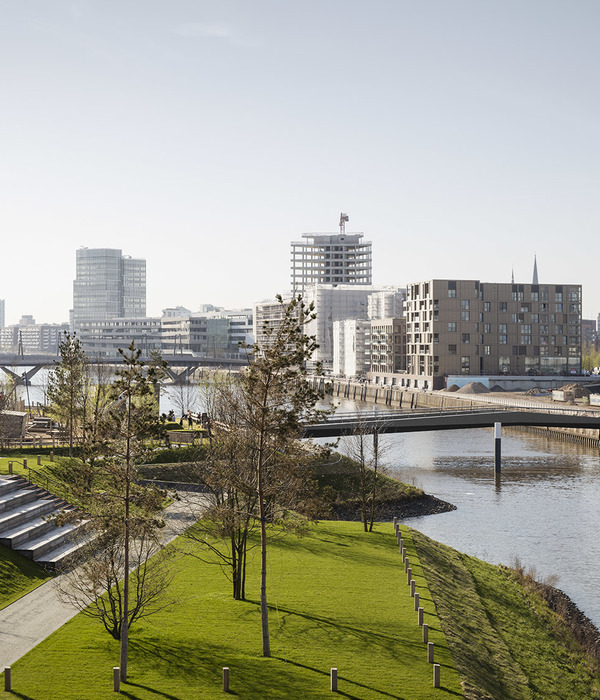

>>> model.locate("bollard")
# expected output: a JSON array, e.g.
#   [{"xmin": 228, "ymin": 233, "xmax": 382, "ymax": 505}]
[
  {"xmin": 330, "ymin": 667, "xmax": 338, "ymax": 692},
  {"xmin": 8, "ymin": 462, "xmax": 12, "ymax": 475},
  {"xmin": 113, "ymin": 667, "xmax": 120, "ymax": 692},
  {"xmin": 410, "ymin": 580, "xmax": 416, "ymax": 597},
  {"xmin": 223, "ymin": 667, "xmax": 229, "ymax": 692},
  {"xmin": 423, "ymin": 623, "xmax": 429, "ymax": 643},
  {"xmin": 404, "ymin": 557, "xmax": 409, "ymax": 572},
  {"xmin": 407, "ymin": 568, "xmax": 412, "ymax": 585},
  {"xmin": 433, "ymin": 663, "xmax": 440, "ymax": 688},
  {"xmin": 37, "ymin": 455, "xmax": 41, "ymax": 465},
  {"xmin": 414, "ymin": 592, "xmax": 420, "ymax": 611},
  {"xmin": 23, "ymin": 458, "xmax": 27, "ymax": 468},
  {"xmin": 50, "ymin": 451, "xmax": 54, "ymax": 462},
  {"xmin": 494, "ymin": 422, "xmax": 501, "ymax": 475},
  {"xmin": 4, "ymin": 667, "xmax": 11, "ymax": 692},
  {"xmin": 393, "ymin": 516, "xmax": 397, "ymax": 528},
  {"xmin": 428, "ymin": 642, "xmax": 434, "ymax": 663},
  {"xmin": 418, "ymin": 607, "xmax": 424, "ymax": 626},
  {"xmin": 401, "ymin": 546, "xmax": 406, "ymax": 561}
]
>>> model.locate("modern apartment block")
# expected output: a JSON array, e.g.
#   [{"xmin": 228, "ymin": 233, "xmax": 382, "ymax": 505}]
[
  {"xmin": 72, "ymin": 248, "xmax": 146, "ymax": 328},
  {"xmin": 404, "ymin": 279, "xmax": 582, "ymax": 389},
  {"xmin": 290, "ymin": 215, "xmax": 372, "ymax": 294}
]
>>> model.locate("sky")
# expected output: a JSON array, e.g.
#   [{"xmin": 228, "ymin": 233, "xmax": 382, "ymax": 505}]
[{"xmin": 1, "ymin": 0, "xmax": 600, "ymax": 326}]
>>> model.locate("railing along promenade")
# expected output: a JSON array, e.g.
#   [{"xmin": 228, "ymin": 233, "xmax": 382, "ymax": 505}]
[{"xmin": 302, "ymin": 404, "xmax": 600, "ymax": 439}]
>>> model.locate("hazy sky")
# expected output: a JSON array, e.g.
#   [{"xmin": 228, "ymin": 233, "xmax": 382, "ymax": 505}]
[{"xmin": 2, "ymin": 0, "xmax": 599, "ymax": 325}]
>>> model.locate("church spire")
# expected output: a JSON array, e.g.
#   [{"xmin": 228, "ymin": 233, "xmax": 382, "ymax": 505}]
[
  {"xmin": 511, "ymin": 266, "xmax": 514, "ymax": 284},
  {"xmin": 532, "ymin": 255, "xmax": 539, "ymax": 285}
]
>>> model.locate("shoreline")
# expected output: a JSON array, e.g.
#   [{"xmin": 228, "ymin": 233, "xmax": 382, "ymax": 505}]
[{"xmin": 322, "ymin": 493, "xmax": 457, "ymax": 522}]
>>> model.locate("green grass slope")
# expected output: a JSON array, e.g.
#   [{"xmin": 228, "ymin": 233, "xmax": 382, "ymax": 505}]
[
  {"xmin": 0, "ymin": 544, "xmax": 50, "ymax": 609},
  {"xmin": 412, "ymin": 528, "xmax": 600, "ymax": 700},
  {"xmin": 0, "ymin": 522, "xmax": 461, "ymax": 699}
]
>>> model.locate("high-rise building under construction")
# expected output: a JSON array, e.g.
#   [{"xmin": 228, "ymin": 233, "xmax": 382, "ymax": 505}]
[{"xmin": 290, "ymin": 213, "xmax": 372, "ymax": 294}]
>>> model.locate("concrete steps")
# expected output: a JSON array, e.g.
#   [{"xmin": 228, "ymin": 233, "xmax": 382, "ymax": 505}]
[{"xmin": 0, "ymin": 475, "xmax": 93, "ymax": 571}]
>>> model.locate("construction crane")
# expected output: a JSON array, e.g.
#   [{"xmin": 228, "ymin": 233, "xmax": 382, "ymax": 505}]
[{"xmin": 339, "ymin": 212, "xmax": 349, "ymax": 235}]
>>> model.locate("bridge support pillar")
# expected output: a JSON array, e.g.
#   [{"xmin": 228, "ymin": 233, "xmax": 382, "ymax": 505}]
[{"xmin": 494, "ymin": 422, "xmax": 501, "ymax": 475}]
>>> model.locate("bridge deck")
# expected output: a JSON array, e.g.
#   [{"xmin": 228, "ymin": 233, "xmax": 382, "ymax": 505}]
[{"xmin": 303, "ymin": 406, "xmax": 600, "ymax": 438}]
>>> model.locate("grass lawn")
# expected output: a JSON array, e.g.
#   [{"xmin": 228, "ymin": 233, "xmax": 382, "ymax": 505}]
[
  {"xmin": 413, "ymin": 529, "xmax": 600, "ymax": 700},
  {"xmin": 0, "ymin": 545, "xmax": 51, "ymax": 610},
  {"xmin": 0, "ymin": 522, "xmax": 461, "ymax": 699}
]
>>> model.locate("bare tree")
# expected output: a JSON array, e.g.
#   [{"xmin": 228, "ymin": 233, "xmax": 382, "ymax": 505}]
[{"xmin": 57, "ymin": 529, "xmax": 176, "ymax": 639}]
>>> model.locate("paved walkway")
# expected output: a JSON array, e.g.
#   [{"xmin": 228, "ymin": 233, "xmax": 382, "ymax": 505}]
[{"xmin": 0, "ymin": 492, "xmax": 207, "ymax": 669}]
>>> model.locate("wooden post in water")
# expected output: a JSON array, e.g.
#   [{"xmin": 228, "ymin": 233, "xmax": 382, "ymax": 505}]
[{"xmin": 494, "ymin": 422, "xmax": 502, "ymax": 475}]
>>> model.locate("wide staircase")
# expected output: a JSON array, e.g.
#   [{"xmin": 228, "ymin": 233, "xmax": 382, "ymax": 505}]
[{"xmin": 0, "ymin": 474, "xmax": 92, "ymax": 571}]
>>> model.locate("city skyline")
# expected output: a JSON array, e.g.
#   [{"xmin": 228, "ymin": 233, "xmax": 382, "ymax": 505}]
[{"xmin": 2, "ymin": 1, "xmax": 600, "ymax": 325}]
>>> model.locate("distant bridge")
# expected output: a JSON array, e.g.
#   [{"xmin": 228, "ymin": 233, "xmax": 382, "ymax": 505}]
[
  {"xmin": 0, "ymin": 353, "xmax": 247, "ymax": 385},
  {"xmin": 302, "ymin": 406, "xmax": 600, "ymax": 438}
]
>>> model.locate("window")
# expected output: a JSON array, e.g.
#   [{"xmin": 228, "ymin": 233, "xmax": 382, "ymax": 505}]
[
  {"xmin": 461, "ymin": 356, "xmax": 470, "ymax": 373},
  {"xmin": 499, "ymin": 323, "xmax": 507, "ymax": 333},
  {"xmin": 555, "ymin": 292, "xmax": 563, "ymax": 302},
  {"xmin": 448, "ymin": 281, "xmax": 456, "ymax": 298},
  {"xmin": 531, "ymin": 291, "xmax": 539, "ymax": 301},
  {"xmin": 462, "ymin": 333, "xmax": 470, "ymax": 343},
  {"xmin": 555, "ymin": 303, "xmax": 563, "ymax": 312},
  {"xmin": 484, "ymin": 302, "xmax": 491, "ymax": 312},
  {"xmin": 461, "ymin": 300, "xmax": 470, "ymax": 310},
  {"xmin": 484, "ymin": 345, "xmax": 491, "ymax": 355},
  {"xmin": 499, "ymin": 334, "xmax": 507, "ymax": 344},
  {"xmin": 461, "ymin": 311, "xmax": 470, "ymax": 321},
  {"xmin": 483, "ymin": 323, "xmax": 491, "ymax": 334},
  {"xmin": 433, "ymin": 333, "xmax": 439, "ymax": 343},
  {"xmin": 448, "ymin": 344, "xmax": 457, "ymax": 355},
  {"xmin": 531, "ymin": 313, "xmax": 539, "ymax": 323},
  {"xmin": 499, "ymin": 302, "xmax": 507, "ymax": 312},
  {"xmin": 448, "ymin": 322, "xmax": 457, "ymax": 332}
]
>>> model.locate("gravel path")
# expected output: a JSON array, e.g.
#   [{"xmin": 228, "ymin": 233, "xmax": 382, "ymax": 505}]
[{"xmin": 0, "ymin": 492, "xmax": 207, "ymax": 669}]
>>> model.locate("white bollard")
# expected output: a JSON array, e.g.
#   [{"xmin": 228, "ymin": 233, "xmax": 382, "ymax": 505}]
[
  {"xmin": 418, "ymin": 607, "xmax": 424, "ymax": 626},
  {"xmin": 428, "ymin": 642, "xmax": 434, "ymax": 663},
  {"xmin": 433, "ymin": 663, "xmax": 440, "ymax": 688},
  {"xmin": 414, "ymin": 592, "xmax": 420, "ymax": 611},
  {"xmin": 330, "ymin": 667, "xmax": 338, "ymax": 692},
  {"xmin": 423, "ymin": 623, "xmax": 429, "ymax": 643},
  {"xmin": 410, "ymin": 580, "xmax": 416, "ymax": 597},
  {"xmin": 113, "ymin": 667, "xmax": 120, "ymax": 692}
]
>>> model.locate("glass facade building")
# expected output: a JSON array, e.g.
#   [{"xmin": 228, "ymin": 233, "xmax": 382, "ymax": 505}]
[{"xmin": 72, "ymin": 248, "xmax": 146, "ymax": 328}]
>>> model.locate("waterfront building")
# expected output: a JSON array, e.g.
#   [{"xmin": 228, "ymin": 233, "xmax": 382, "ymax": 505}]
[
  {"xmin": 0, "ymin": 316, "xmax": 69, "ymax": 354},
  {"xmin": 72, "ymin": 248, "xmax": 146, "ymax": 329},
  {"xmin": 75, "ymin": 317, "xmax": 161, "ymax": 358},
  {"xmin": 303, "ymin": 284, "xmax": 393, "ymax": 372},
  {"xmin": 290, "ymin": 214, "xmax": 372, "ymax": 294},
  {"xmin": 0, "ymin": 299, "xmax": 4, "ymax": 329},
  {"xmin": 253, "ymin": 296, "xmax": 294, "ymax": 349},
  {"xmin": 333, "ymin": 319, "xmax": 370, "ymax": 377},
  {"xmin": 403, "ymin": 279, "xmax": 582, "ymax": 390},
  {"xmin": 161, "ymin": 313, "xmax": 230, "ymax": 357},
  {"xmin": 367, "ymin": 317, "xmax": 406, "ymax": 375},
  {"xmin": 367, "ymin": 289, "xmax": 405, "ymax": 320}
]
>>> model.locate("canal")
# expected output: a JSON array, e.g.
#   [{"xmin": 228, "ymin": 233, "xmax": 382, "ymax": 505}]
[{"xmin": 325, "ymin": 399, "xmax": 600, "ymax": 627}]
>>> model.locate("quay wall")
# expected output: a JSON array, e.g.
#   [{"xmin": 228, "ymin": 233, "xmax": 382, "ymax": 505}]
[{"xmin": 312, "ymin": 377, "xmax": 600, "ymax": 448}]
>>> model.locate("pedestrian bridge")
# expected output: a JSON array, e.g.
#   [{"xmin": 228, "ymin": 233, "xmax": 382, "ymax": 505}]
[{"xmin": 302, "ymin": 406, "xmax": 600, "ymax": 438}]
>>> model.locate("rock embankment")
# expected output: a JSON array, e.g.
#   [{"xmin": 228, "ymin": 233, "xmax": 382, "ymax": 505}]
[{"xmin": 325, "ymin": 494, "xmax": 456, "ymax": 522}]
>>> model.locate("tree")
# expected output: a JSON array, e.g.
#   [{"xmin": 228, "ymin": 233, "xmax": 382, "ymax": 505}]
[
  {"xmin": 235, "ymin": 294, "xmax": 327, "ymax": 656},
  {"xmin": 56, "ymin": 342, "xmax": 168, "ymax": 683},
  {"xmin": 343, "ymin": 413, "xmax": 389, "ymax": 532},
  {"xmin": 47, "ymin": 332, "xmax": 88, "ymax": 456}
]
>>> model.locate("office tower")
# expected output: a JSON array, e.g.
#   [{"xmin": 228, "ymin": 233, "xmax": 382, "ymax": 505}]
[
  {"xmin": 290, "ymin": 214, "xmax": 372, "ymax": 294},
  {"xmin": 72, "ymin": 248, "xmax": 146, "ymax": 328}
]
